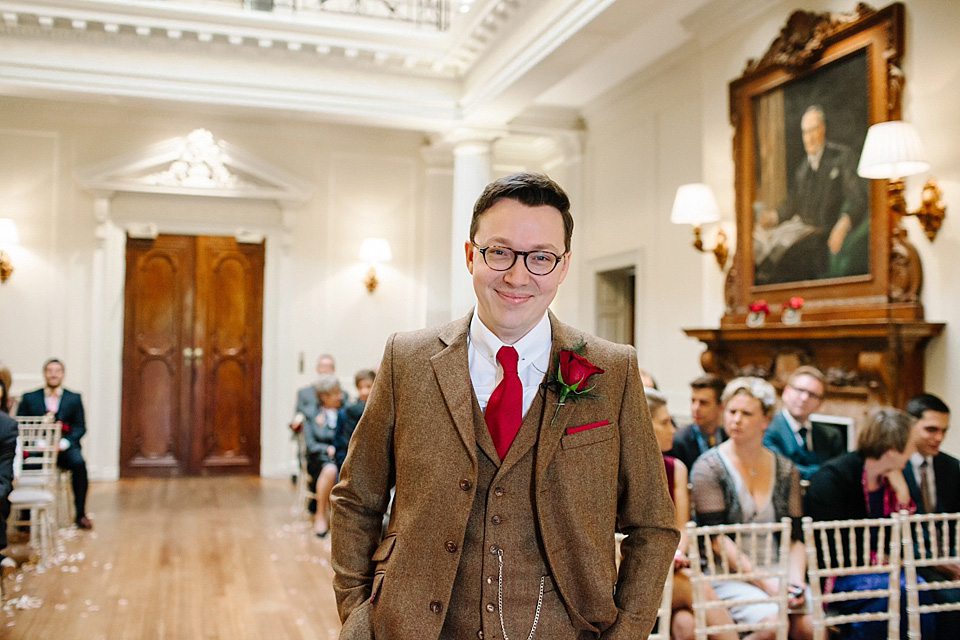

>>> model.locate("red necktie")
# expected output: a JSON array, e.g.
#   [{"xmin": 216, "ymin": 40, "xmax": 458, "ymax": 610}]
[{"xmin": 485, "ymin": 346, "xmax": 522, "ymax": 460}]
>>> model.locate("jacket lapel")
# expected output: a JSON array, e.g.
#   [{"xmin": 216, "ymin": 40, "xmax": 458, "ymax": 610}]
[
  {"xmin": 431, "ymin": 314, "xmax": 479, "ymax": 467},
  {"xmin": 534, "ymin": 313, "xmax": 576, "ymax": 485}
]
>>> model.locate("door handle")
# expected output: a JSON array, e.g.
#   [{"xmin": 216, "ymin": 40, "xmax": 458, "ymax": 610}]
[{"xmin": 183, "ymin": 347, "xmax": 203, "ymax": 362}]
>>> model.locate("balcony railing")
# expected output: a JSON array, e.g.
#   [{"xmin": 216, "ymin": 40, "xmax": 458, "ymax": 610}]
[{"xmin": 236, "ymin": 0, "xmax": 450, "ymax": 31}]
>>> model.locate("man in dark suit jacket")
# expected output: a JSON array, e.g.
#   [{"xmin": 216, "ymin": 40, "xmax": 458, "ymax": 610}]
[
  {"xmin": 902, "ymin": 393, "xmax": 960, "ymax": 639},
  {"xmin": 16, "ymin": 358, "xmax": 92, "ymax": 529},
  {"xmin": 668, "ymin": 373, "xmax": 726, "ymax": 472},
  {"xmin": 763, "ymin": 366, "xmax": 844, "ymax": 480},
  {"xmin": 331, "ymin": 173, "xmax": 677, "ymax": 640},
  {"xmin": 757, "ymin": 105, "xmax": 869, "ymax": 283}
]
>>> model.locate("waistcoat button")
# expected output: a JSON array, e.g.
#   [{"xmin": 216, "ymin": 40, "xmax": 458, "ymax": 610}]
[
  {"xmin": 430, "ymin": 601, "xmax": 443, "ymax": 614},
  {"xmin": 477, "ymin": 631, "xmax": 484, "ymax": 639},
  {"xmin": 491, "ymin": 515, "xmax": 502, "ymax": 525},
  {"xmin": 494, "ymin": 486, "xmax": 505, "ymax": 496},
  {"xmin": 459, "ymin": 479, "xmax": 472, "ymax": 491},
  {"xmin": 445, "ymin": 540, "xmax": 458, "ymax": 553},
  {"xmin": 486, "ymin": 603, "xmax": 495, "ymax": 613}
]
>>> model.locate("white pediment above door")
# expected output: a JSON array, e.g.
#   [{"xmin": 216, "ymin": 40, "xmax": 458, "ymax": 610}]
[{"xmin": 76, "ymin": 129, "xmax": 312, "ymax": 205}]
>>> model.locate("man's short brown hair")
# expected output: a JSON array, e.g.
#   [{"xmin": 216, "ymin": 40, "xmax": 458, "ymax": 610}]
[
  {"xmin": 787, "ymin": 365, "xmax": 825, "ymax": 388},
  {"xmin": 469, "ymin": 172, "xmax": 573, "ymax": 253},
  {"xmin": 690, "ymin": 374, "xmax": 726, "ymax": 404}
]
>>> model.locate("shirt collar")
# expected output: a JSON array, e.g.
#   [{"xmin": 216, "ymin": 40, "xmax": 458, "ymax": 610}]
[
  {"xmin": 808, "ymin": 145, "xmax": 825, "ymax": 171},
  {"xmin": 911, "ymin": 452, "xmax": 933, "ymax": 469},
  {"xmin": 469, "ymin": 310, "xmax": 552, "ymax": 374},
  {"xmin": 781, "ymin": 408, "xmax": 805, "ymax": 433},
  {"xmin": 45, "ymin": 386, "xmax": 61, "ymax": 397}
]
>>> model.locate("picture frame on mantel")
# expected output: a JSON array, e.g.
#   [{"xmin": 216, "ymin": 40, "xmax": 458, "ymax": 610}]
[{"xmin": 725, "ymin": 2, "xmax": 917, "ymax": 326}]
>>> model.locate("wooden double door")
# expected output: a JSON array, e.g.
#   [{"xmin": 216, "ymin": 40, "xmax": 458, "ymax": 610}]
[{"xmin": 120, "ymin": 234, "xmax": 264, "ymax": 477}]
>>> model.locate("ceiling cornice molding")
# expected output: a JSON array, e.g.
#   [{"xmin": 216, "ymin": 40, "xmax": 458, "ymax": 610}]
[{"xmin": 460, "ymin": 0, "xmax": 616, "ymax": 113}]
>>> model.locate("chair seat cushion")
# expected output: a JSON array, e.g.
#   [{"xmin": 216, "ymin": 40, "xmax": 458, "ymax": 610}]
[{"xmin": 8, "ymin": 487, "xmax": 55, "ymax": 505}]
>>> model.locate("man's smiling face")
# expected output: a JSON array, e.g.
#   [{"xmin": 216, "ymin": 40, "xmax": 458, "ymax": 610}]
[{"xmin": 466, "ymin": 198, "xmax": 570, "ymax": 344}]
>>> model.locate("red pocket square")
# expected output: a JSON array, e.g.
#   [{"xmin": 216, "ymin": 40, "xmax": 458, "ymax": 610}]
[{"xmin": 565, "ymin": 420, "xmax": 610, "ymax": 435}]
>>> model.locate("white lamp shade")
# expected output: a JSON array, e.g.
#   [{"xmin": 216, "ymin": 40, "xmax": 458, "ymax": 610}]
[
  {"xmin": 0, "ymin": 218, "xmax": 19, "ymax": 247},
  {"xmin": 857, "ymin": 120, "xmax": 930, "ymax": 180},
  {"xmin": 670, "ymin": 183, "xmax": 721, "ymax": 225},
  {"xmin": 359, "ymin": 237, "xmax": 392, "ymax": 264}
]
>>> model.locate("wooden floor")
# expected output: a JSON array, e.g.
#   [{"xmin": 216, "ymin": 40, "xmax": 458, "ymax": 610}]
[{"xmin": 2, "ymin": 477, "xmax": 342, "ymax": 640}]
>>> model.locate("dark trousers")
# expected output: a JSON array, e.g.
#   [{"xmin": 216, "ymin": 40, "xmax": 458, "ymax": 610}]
[
  {"xmin": 0, "ymin": 496, "xmax": 9, "ymax": 549},
  {"xmin": 57, "ymin": 447, "xmax": 88, "ymax": 518}
]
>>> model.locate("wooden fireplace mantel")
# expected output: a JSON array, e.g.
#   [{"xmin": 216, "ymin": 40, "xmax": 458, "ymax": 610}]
[{"xmin": 684, "ymin": 319, "xmax": 944, "ymax": 411}]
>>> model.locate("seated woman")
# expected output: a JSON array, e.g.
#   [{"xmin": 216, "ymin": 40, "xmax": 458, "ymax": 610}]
[
  {"xmin": 304, "ymin": 374, "xmax": 343, "ymax": 538},
  {"xmin": 805, "ymin": 407, "xmax": 934, "ymax": 639},
  {"xmin": 647, "ymin": 388, "xmax": 736, "ymax": 640},
  {"xmin": 691, "ymin": 377, "xmax": 813, "ymax": 640}
]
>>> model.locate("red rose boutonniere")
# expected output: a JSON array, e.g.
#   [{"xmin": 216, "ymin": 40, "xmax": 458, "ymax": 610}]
[{"xmin": 544, "ymin": 339, "xmax": 604, "ymax": 424}]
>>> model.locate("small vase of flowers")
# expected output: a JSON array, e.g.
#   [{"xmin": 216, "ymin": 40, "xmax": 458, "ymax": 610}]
[
  {"xmin": 781, "ymin": 297, "xmax": 804, "ymax": 325},
  {"xmin": 746, "ymin": 300, "xmax": 770, "ymax": 328}
]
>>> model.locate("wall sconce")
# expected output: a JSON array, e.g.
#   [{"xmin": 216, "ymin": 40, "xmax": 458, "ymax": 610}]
[
  {"xmin": 359, "ymin": 237, "xmax": 392, "ymax": 293},
  {"xmin": 0, "ymin": 218, "xmax": 20, "ymax": 283},
  {"xmin": 670, "ymin": 183, "xmax": 728, "ymax": 269},
  {"xmin": 857, "ymin": 120, "xmax": 946, "ymax": 241}
]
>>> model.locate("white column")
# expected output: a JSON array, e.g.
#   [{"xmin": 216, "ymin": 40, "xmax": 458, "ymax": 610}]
[
  {"xmin": 89, "ymin": 195, "xmax": 124, "ymax": 480},
  {"xmin": 260, "ymin": 206, "xmax": 296, "ymax": 477},
  {"xmin": 420, "ymin": 141, "xmax": 454, "ymax": 328},
  {"xmin": 448, "ymin": 131, "xmax": 498, "ymax": 320}
]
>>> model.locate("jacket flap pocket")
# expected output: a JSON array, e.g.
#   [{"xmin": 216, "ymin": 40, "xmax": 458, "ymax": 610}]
[{"xmin": 371, "ymin": 534, "xmax": 397, "ymax": 562}]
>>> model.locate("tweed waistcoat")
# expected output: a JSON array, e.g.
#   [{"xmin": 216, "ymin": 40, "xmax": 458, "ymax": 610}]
[{"xmin": 441, "ymin": 391, "xmax": 580, "ymax": 640}]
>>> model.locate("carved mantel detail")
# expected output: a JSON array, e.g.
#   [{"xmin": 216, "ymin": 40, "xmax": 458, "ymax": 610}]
[{"xmin": 685, "ymin": 321, "xmax": 944, "ymax": 416}]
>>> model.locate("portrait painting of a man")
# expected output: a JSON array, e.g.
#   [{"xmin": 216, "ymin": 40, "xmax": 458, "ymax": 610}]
[{"xmin": 752, "ymin": 51, "xmax": 871, "ymax": 286}]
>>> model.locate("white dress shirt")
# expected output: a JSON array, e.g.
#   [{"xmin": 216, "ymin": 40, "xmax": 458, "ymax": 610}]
[
  {"xmin": 468, "ymin": 310, "xmax": 552, "ymax": 418},
  {"xmin": 44, "ymin": 387, "xmax": 62, "ymax": 414},
  {"xmin": 781, "ymin": 408, "xmax": 810, "ymax": 450}
]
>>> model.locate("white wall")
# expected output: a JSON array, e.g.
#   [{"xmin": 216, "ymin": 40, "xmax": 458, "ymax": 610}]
[
  {"xmin": 580, "ymin": 0, "xmax": 960, "ymax": 453},
  {"xmin": 0, "ymin": 98, "xmax": 432, "ymax": 479}
]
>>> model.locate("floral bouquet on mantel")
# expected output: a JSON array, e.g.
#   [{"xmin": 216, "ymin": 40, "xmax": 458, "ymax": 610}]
[
  {"xmin": 746, "ymin": 300, "xmax": 770, "ymax": 328},
  {"xmin": 781, "ymin": 297, "xmax": 804, "ymax": 325}
]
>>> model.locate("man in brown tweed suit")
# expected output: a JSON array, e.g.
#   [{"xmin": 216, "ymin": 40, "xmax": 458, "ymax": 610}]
[{"xmin": 331, "ymin": 172, "xmax": 678, "ymax": 640}]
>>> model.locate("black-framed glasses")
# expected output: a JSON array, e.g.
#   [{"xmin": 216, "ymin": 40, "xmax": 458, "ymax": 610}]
[
  {"xmin": 788, "ymin": 384, "xmax": 824, "ymax": 401},
  {"xmin": 472, "ymin": 243, "xmax": 565, "ymax": 276}
]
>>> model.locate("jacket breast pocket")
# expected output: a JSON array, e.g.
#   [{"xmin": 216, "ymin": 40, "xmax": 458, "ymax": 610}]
[{"xmin": 560, "ymin": 421, "xmax": 615, "ymax": 450}]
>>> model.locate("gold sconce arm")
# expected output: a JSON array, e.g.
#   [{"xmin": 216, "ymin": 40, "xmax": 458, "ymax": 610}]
[
  {"xmin": 692, "ymin": 225, "xmax": 729, "ymax": 270},
  {"xmin": 0, "ymin": 250, "xmax": 12, "ymax": 283},
  {"xmin": 886, "ymin": 178, "xmax": 946, "ymax": 241},
  {"xmin": 364, "ymin": 266, "xmax": 379, "ymax": 293}
]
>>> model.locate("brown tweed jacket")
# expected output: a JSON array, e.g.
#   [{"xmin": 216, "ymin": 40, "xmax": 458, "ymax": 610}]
[{"xmin": 330, "ymin": 311, "xmax": 678, "ymax": 640}]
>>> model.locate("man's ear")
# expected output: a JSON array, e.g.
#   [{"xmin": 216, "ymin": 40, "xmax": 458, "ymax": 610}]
[{"xmin": 465, "ymin": 241, "xmax": 475, "ymax": 274}]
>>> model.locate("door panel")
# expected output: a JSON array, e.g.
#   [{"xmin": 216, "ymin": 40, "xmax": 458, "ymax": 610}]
[
  {"xmin": 121, "ymin": 235, "xmax": 195, "ymax": 474},
  {"xmin": 193, "ymin": 236, "xmax": 263, "ymax": 474},
  {"xmin": 120, "ymin": 234, "xmax": 263, "ymax": 477}
]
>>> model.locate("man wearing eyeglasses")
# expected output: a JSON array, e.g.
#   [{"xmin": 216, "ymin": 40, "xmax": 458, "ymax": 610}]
[
  {"xmin": 331, "ymin": 172, "xmax": 677, "ymax": 640},
  {"xmin": 762, "ymin": 365, "xmax": 844, "ymax": 480}
]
